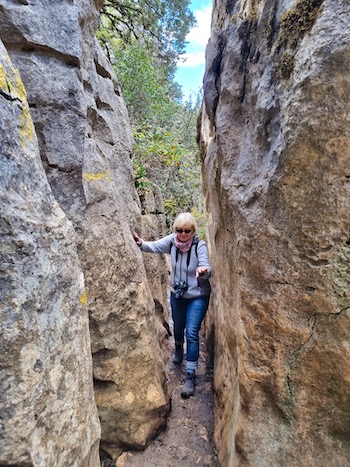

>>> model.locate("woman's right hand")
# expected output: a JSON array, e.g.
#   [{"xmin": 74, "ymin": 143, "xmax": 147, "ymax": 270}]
[
  {"xmin": 196, "ymin": 266, "xmax": 209, "ymax": 278},
  {"xmin": 132, "ymin": 231, "xmax": 142, "ymax": 247}
]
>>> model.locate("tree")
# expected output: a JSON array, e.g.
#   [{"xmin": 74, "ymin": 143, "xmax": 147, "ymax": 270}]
[
  {"xmin": 111, "ymin": 41, "xmax": 204, "ymax": 224},
  {"xmin": 112, "ymin": 42, "xmax": 181, "ymax": 123},
  {"xmin": 97, "ymin": 2, "xmax": 205, "ymax": 228},
  {"xmin": 99, "ymin": 0, "xmax": 195, "ymax": 73}
]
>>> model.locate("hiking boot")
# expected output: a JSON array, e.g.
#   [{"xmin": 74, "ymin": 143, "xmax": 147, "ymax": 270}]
[
  {"xmin": 181, "ymin": 371, "xmax": 195, "ymax": 398},
  {"xmin": 173, "ymin": 343, "xmax": 183, "ymax": 364}
]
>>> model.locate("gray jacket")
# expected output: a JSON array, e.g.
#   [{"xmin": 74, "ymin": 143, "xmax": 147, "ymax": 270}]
[{"xmin": 141, "ymin": 233, "xmax": 211, "ymax": 298}]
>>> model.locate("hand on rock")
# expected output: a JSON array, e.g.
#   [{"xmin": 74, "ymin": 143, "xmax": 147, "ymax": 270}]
[{"xmin": 132, "ymin": 231, "xmax": 142, "ymax": 247}]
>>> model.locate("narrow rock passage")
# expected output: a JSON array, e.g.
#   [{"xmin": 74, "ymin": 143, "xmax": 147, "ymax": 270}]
[{"xmin": 114, "ymin": 336, "xmax": 218, "ymax": 467}]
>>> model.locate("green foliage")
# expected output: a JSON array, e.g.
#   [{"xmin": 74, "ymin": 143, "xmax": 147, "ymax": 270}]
[
  {"xmin": 99, "ymin": 0, "xmax": 195, "ymax": 71},
  {"xmin": 97, "ymin": 2, "xmax": 205, "ymax": 230},
  {"xmin": 112, "ymin": 43, "xmax": 181, "ymax": 124},
  {"xmin": 109, "ymin": 41, "xmax": 203, "ymax": 223},
  {"xmin": 133, "ymin": 159, "xmax": 149, "ymax": 191},
  {"xmin": 131, "ymin": 105, "xmax": 204, "ymax": 224},
  {"xmin": 191, "ymin": 207, "xmax": 207, "ymax": 240}
]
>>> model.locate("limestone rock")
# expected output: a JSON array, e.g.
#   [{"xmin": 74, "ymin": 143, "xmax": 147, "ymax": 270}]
[
  {"xmin": 0, "ymin": 40, "xmax": 100, "ymax": 467},
  {"xmin": 201, "ymin": 0, "xmax": 350, "ymax": 465},
  {"xmin": 139, "ymin": 182, "xmax": 172, "ymax": 362},
  {"xmin": 0, "ymin": 0, "xmax": 170, "ymax": 458}
]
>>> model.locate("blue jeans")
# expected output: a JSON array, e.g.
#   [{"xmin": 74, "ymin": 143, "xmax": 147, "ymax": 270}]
[{"xmin": 170, "ymin": 293, "xmax": 210, "ymax": 370}]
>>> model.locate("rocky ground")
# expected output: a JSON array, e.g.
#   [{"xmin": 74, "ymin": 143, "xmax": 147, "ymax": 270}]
[{"xmin": 101, "ymin": 335, "xmax": 218, "ymax": 467}]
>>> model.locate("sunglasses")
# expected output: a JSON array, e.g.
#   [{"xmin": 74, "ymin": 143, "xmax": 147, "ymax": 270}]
[{"xmin": 175, "ymin": 228, "xmax": 192, "ymax": 234}]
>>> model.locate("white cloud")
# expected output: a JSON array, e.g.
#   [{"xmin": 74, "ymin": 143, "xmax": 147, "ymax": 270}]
[
  {"xmin": 177, "ymin": 4, "xmax": 212, "ymax": 67},
  {"xmin": 186, "ymin": 5, "xmax": 212, "ymax": 48},
  {"xmin": 178, "ymin": 51, "xmax": 206, "ymax": 67}
]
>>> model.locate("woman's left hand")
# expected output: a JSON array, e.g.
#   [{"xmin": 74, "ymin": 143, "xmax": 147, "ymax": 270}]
[{"xmin": 196, "ymin": 267, "xmax": 208, "ymax": 278}]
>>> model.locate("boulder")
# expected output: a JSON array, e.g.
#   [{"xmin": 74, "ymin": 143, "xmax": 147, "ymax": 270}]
[
  {"xmin": 0, "ymin": 0, "xmax": 170, "ymax": 459},
  {"xmin": 0, "ymin": 39, "xmax": 100, "ymax": 467},
  {"xmin": 200, "ymin": 0, "xmax": 350, "ymax": 465}
]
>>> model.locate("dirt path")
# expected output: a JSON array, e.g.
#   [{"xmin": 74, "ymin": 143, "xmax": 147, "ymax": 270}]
[{"xmin": 114, "ymin": 337, "xmax": 218, "ymax": 467}]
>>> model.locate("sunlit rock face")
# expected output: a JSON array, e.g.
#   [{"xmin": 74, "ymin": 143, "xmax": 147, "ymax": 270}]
[
  {"xmin": 201, "ymin": 0, "xmax": 350, "ymax": 465},
  {"xmin": 0, "ymin": 40, "xmax": 100, "ymax": 467},
  {"xmin": 0, "ymin": 0, "xmax": 169, "ymax": 459}
]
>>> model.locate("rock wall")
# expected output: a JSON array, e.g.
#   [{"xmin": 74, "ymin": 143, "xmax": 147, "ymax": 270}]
[
  {"xmin": 138, "ymin": 182, "xmax": 172, "ymax": 361},
  {"xmin": 0, "ymin": 0, "xmax": 170, "ymax": 460},
  {"xmin": 201, "ymin": 0, "xmax": 350, "ymax": 465},
  {"xmin": 0, "ymin": 40, "xmax": 100, "ymax": 466}
]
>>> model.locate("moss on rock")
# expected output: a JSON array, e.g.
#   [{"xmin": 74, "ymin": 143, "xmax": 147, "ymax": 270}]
[
  {"xmin": 276, "ymin": 52, "xmax": 295, "ymax": 80},
  {"xmin": 274, "ymin": 0, "xmax": 324, "ymax": 81},
  {"xmin": 276, "ymin": 0, "xmax": 324, "ymax": 51}
]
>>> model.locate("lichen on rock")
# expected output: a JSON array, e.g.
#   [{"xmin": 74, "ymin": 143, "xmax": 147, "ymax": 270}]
[
  {"xmin": 0, "ymin": 38, "xmax": 101, "ymax": 467},
  {"xmin": 0, "ymin": 0, "xmax": 170, "ymax": 461}
]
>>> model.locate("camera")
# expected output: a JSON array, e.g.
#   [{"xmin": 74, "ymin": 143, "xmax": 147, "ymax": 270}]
[{"xmin": 173, "ymin": 281, "xmax": 188, "ymax": 299}]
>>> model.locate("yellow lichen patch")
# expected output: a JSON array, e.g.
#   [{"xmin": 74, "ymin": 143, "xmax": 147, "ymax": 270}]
[
  {"xmin": 80, "ymin": 291, "xmax": 87, "ymax": 305},
  {"xmin": 83, "ymin": 171, "xmax": 112, "ymax": 183},
  {"xmin": 13, "ymin": 68, "xmax": 34, "ymax": 147},
  {"xmin": 0, "ymin": 62, "xmax": 26, "ymax": 102},
  {"xmin": 0, "ymin": 60, "xmax": 34, "ymax": 145},
  {"xmin": 12, "ymin": 67, "xmax": 27, "ymax": 101},
  {"xmin": 19, "ymin": 102, "xmax": 34, "ymax": 146},
  {"xmin": 0, "ymin": 63, "xmax": 8, "ymax": 91}
]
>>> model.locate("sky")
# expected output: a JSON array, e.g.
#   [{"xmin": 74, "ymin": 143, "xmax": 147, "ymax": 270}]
[{"xmin": 174, "ymin": 0, "xmax": 212, "ymax": 102}]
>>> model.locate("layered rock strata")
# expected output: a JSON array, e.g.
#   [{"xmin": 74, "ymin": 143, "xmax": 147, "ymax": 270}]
[
  {"xmin": 0, "ymin": 0, "xmax": 170, "ymax": 459},
  {"xmin": 201, "ymin": 0, "xmax": 350, "ymax": 465},
  {"xmin": 0, "ymin": 40, "xmax": 100, "ymax": 466}
]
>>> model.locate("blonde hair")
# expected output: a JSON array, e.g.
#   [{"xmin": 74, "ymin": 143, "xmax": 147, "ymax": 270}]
[{"xmin": 173, "ymin": 212, "xmax": 198, "ymax": 234}]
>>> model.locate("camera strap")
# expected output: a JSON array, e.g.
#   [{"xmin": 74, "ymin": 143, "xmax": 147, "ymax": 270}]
[
  {"xmin": 173, "ymin": 237, "xmax": 197, "ymax": 284},
  {"xmin": 174, "ymin": 243, "xmax": 193, "ymax": 267}
]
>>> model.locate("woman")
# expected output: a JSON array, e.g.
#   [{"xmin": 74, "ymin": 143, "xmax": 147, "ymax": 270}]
[{"xmin": 133, "ymin": 212, "xmax": 211, "ymax": 398}]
